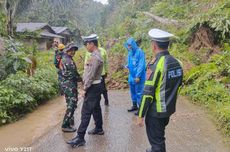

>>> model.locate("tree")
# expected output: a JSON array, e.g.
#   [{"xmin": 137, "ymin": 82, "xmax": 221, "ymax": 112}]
[{"xmin": 1, "ymin": 0, "xmax": 34, "ymax": 36}]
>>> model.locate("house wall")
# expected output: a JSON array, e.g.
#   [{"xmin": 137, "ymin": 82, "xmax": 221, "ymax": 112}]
[
  {"xmin": 36, "ymin": 39, "xmax": 47, "ymax": 51},
  {"xmin": 53, "ymin": 37, "xmax": 63, "ymax": 44}
]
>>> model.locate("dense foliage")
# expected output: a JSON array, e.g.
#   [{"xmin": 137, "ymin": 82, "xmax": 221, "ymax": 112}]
[
  {"xmin": 0, "ymin": 69, "xmax": 58, "ymax": 125},
  {"xmin": 0, "ymin": 38, "xmax": 35, "ymax": 80},
  {"xmin": 0, "ymin": 11, "xmax": 6, "ymax": 36},
  {"xmin": 181, "ymin": 44, "xmax": 230, "ymax": 136},
  {"xmin": 0, "ymin": 32, "xmax": 58, "ymax": 125}
]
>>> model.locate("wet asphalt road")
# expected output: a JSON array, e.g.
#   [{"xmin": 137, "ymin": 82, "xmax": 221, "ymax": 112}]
[
  {"xmin": 30, "ymin": 91, "xmax": 229, "ymax": 152},
  {"xmin": 0, "ymin": 90, "xmax": 229, "ymax": 152}
]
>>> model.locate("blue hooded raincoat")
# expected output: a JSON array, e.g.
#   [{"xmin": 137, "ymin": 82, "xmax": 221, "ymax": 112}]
[{"xmin": 124, "ymin": 38, "xmax": 146, "ymax": 106}]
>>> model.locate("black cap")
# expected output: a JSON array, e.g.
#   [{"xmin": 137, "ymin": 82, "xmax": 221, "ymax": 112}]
[{"xmin": 64, "ymin": 44, "xmax": 78, "ymax": 52}]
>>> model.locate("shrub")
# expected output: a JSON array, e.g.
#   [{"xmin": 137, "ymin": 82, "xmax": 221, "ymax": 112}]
[
  {"xmin": 181, "ymin": 50, "xmax": 230, "ymax": 137},
  {"xmin": 0, "ymin": 67, "xmax": 58, "ymax": 125}
]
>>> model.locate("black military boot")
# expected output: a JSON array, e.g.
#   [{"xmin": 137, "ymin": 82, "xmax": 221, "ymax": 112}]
[
  {"xmin": 66, "ymin": 135, "xmax": 86, "ymax": 148},
  {"xmin": 88, "ymin": 128, "xmax": 104, "ymax": 135},
  {"xmin": 62, "ymin": 126, "xmax": 76, "ymax": 133},
  {"xmin": 127, "ymin": 103, "xmax": 138, "ymax": 112}
]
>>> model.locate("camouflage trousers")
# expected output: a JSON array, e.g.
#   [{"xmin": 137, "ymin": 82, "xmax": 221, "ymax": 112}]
[
  {"xmin": 58, "ymin": 73, "xmax": 64, "ymax": 95},
  {"xmin": 61, "ymin": 81, "xmax": 78, "ymax": 128}
]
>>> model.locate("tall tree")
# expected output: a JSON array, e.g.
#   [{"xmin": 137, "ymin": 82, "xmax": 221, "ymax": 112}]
[{"xmin": 2, "ymin": 0, "xmax": 34, "ymax": 36}]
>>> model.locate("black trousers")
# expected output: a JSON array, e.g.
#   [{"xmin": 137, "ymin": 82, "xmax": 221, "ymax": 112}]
[
  {"xmin": 77, "ymin": 83, "xmax": 102, "ymax": 139},
  {"xmin": 145, "ymin": 116, "xmax": 170, "ymax": 152},
  {"xmin": 101, "ymin": 75, "xmax": 109, "ymax": 102}
]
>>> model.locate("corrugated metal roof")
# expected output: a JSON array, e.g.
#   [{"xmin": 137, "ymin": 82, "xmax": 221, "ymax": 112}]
[
  {"xmin": 16, "ymin": 23, "xmax": 48, "ymax": 32},
  {"xmin": 52, "ymin": 26, "xmax": 68, "ymax": 34},
  {"xmin": 41, "ymin": 32, "xmax": 64, "ymax": 38}
]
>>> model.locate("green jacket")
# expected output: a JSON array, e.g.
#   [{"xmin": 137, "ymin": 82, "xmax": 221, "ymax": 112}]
[{"xmin": 85, "ymin": 47, "xmax": 108, "ymax": 76}]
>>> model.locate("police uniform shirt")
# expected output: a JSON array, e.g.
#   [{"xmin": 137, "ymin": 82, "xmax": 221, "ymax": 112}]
[{"xmin": 83, "ymin": 50, "xmax": 103, "ymax": 91}]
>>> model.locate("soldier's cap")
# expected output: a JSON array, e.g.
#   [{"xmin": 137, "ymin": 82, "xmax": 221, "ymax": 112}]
[
  {"xmin": 82, "ymin": 34, "xmax": 99, "ymax": 45},
  {"xmin": 148, "ymin": 29, "xmax": 174, "ymax": 42},
  {"xmin": 64, "ymin": 44, "xmax": 78, "ymax": 52}
]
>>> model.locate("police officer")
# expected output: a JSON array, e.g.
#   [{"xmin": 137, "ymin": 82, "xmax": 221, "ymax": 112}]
[
  {"xmin": 85, "ymin": 43, "xmax": 109, "ymax": 105},
  {"xmin": 67, "ymin": 34, "xmax": 104, "ymax": 147},
  {"xmin": 137, "ymin": 29, "xmax": 183, "ymax": 152},
  {"xmin": 61, "ymin": 44, "xmax": 81, "ymax": 132},
  {"xmin": 124, "ymin": 38, "xmax": 146, "ymax": 115}
]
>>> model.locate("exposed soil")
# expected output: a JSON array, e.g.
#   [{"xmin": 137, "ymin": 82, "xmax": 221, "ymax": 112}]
[
  {"xmin": 106, "ymin": 53, "xmax": 129, "ymax": 89},
  {"xmin": 189, "ymin": 26, "xmax": 220, "ymax": 62}
]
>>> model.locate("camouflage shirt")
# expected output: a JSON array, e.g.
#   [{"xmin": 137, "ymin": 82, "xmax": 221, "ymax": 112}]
[{"xmin": 61, "ymin": 54, "xmax": 80, "ymax": 83}]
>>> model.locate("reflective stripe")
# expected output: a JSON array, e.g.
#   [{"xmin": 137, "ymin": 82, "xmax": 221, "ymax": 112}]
[
  {"xmin": 139, "ymin": 95, "xmax": 153, "ymax": 117},
  {"xmin": 176, "ymin": 59, "xmax": 183, "ymax": 67},
  {"xmin": 160, "ymin": 60, "xmax": 167, "ymax": 112},
  {"xmin": 155, "ymin": 56, "xmax": 165, "ymax": 112},
  {"xmin": 92, "ymin": 80, "xmax": 101, "ymax": 84}
]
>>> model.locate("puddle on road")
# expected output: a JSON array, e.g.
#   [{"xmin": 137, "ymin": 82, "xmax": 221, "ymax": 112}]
[{"xmin": 0, "ymin": 96, "xmax": 66, "ymax": 151}]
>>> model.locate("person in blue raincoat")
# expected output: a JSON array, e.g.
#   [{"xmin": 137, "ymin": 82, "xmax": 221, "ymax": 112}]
[{"xmin": 124, "ymin": 38, "xmax": 146, "ymax": 115}]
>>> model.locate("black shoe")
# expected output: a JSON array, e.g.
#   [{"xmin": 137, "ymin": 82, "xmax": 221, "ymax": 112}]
[
  {"xmin": 66, "ymin": 135, "xmax": 86, "ymax": 148},
  {"xmin": 127, "ymin": 106, "xmax": 138, "ymax": 112},
  {"xmin": 134, "ymin": 111, "xmax": 139, "ymax": 116},
  {"xmin": 88, "ymin": 128, "xmax": 104, "ymax": 135},
  {"xmin": 146, "ymin": 148, "xmax": 152, "ymax": 152},
  {"xmin": 62, "ymin": 126, "xmax": 76, "ymax": 132}
]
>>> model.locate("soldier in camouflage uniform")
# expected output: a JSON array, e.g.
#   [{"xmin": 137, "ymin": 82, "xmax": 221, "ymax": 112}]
[
  {"xmin": 67, "ymin": 34, "xmax": 104, "ymax": 147},
  {"xmin": 60, "ymin": 44, "xmax": 81, "ymax": 132}
]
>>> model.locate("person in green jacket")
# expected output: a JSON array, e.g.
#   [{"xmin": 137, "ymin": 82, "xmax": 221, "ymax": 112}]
[{"xmin": 85, "ymin": 41, "xmax": 109, "ymax": 105}]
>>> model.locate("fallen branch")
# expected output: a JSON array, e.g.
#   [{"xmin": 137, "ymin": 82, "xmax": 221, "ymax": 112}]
[{"xmin": 142, "ymin": 11, "xmax": 182, "ymax": 27}]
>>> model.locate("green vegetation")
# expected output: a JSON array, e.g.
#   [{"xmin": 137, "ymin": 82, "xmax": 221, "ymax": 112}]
[
  {"xmin": 100, "ymin": 0, "xmax": 230, "ymax": 137},
  {"xmin": 0, "ymin": 68, "xmax": 58, "ymax": 125},
  {"xmin": 0, "ymin": 38, "xmax": 34, "ymax": 80},
  {"xmin": 0, "ymin": 38, "xmax": 59, "ymax": 125},
  {"xmin": 181, "ymin": 45, "xmax": 230, "ymax": 136},
  {"xmin": 0, "ymin": 11, "xmax": 6, "ymax": 36}
]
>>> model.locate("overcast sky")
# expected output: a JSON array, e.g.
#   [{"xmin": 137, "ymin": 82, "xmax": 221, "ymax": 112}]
[{"xmin": 94, "ymin": 0, "xmax": 108, "ymax": 5}]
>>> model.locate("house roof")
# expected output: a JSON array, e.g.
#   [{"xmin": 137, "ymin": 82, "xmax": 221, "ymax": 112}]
[
  {"xmin": 16, "ymin": 23, "xmax": 63, "ymax": 38},
  {"xmin": 16, "ymin": 23, "xmax": 49, "ymax": 32},
  {"xmin": 41, "ymin": 32, "xmax": 63, "ymax": 38},
  {"xmin": 52, "ymin": 26, "xmax": 69, "ymax": 34}
]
